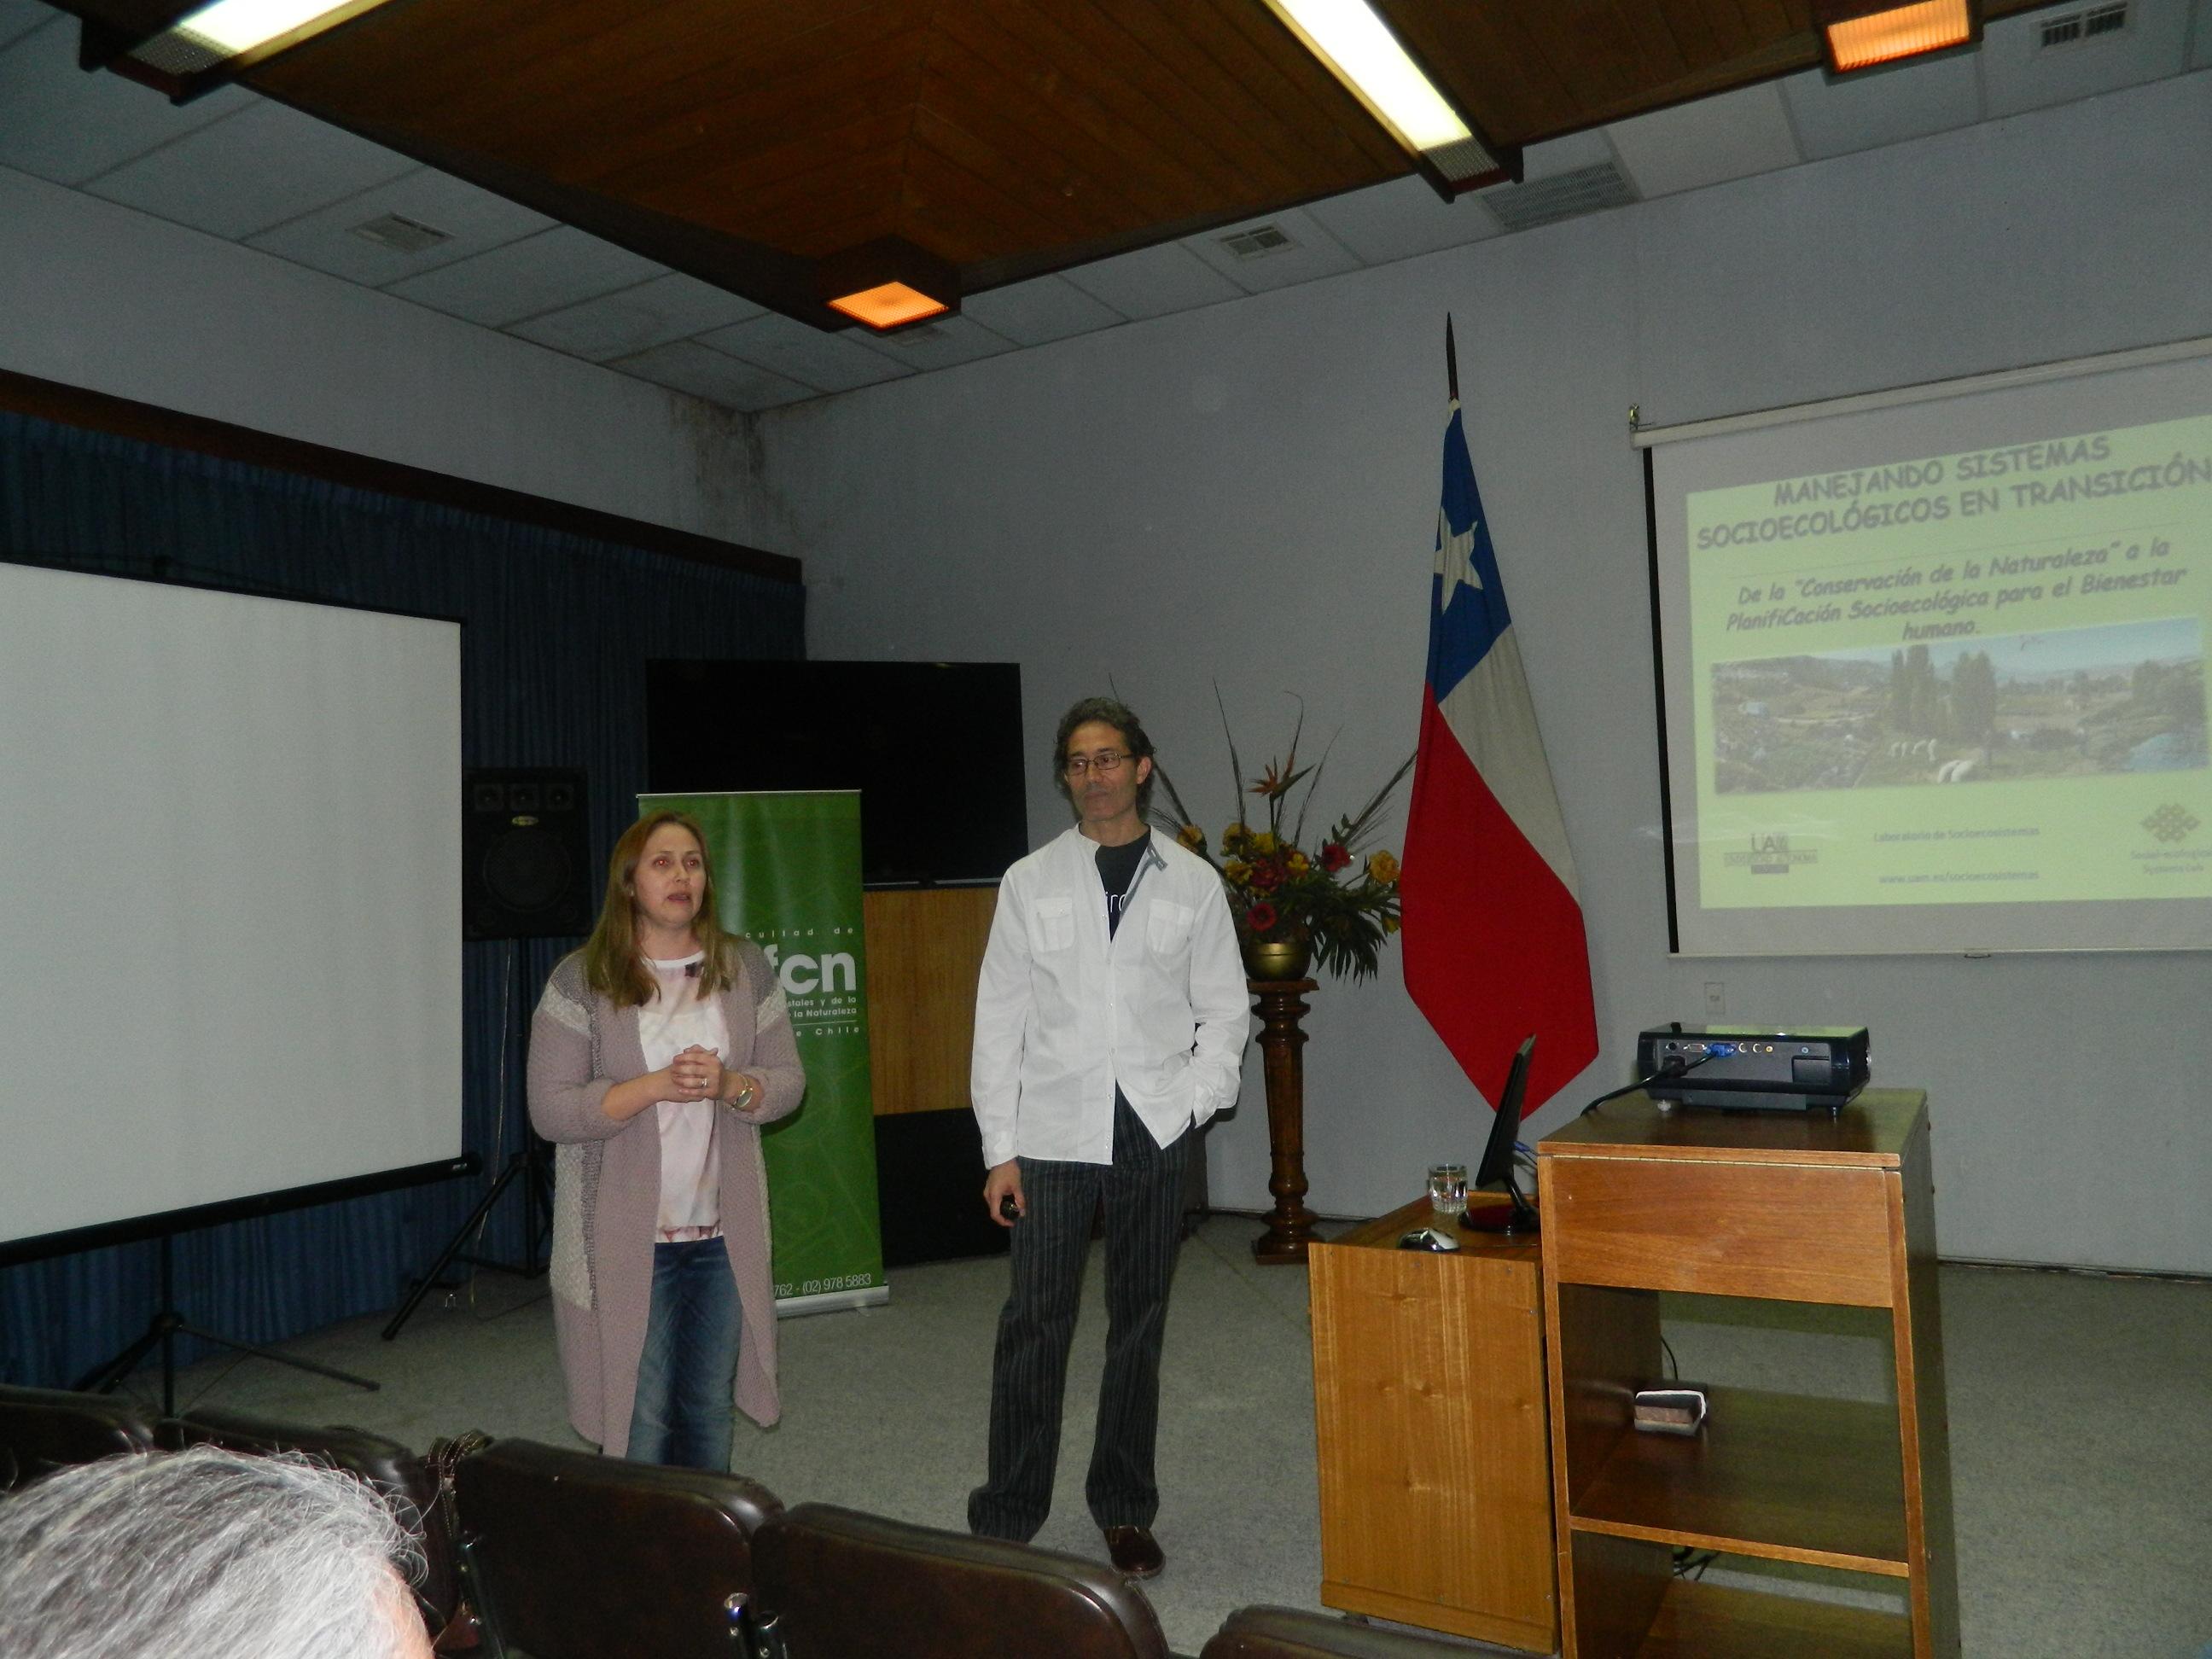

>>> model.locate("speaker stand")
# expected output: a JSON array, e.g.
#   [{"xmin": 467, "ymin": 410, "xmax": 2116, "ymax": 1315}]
[
  {"xmin": 384, "ymin": 937, "xmax": 553, "ymax": 1342},
  {"xmin": 78, "ymin": 1234, "xmax": 379, "ymax": 1418},
  {"xmin": 381, "ymin": 1139, "xmax": 552, "ymax": 1341}
]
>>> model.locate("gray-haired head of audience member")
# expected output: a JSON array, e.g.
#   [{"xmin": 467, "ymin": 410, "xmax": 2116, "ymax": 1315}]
[{"xmin": 0, "ymin": 1443, "xmax": 430, "ymax": 1659}]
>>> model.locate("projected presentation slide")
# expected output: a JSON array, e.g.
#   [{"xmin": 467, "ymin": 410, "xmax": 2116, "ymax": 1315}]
[{"xmin": 1652, "ymin": 352, "xmax": 2212, "ymax": 954}]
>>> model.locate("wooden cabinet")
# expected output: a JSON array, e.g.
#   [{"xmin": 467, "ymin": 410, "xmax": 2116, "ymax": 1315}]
[
  {"xmin": 1536, "ymin": 1091, "xmax": 1957, "ymax": 1658},
  {"xmin": 1307, "ymin": 1199, "xmax": 1557, "ymax": 1653}
]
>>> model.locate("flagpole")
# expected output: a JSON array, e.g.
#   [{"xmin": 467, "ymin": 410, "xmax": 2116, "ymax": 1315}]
[{"xmin": 1445, "ymin": 315, "xmax": 1459, "ymax": 403}]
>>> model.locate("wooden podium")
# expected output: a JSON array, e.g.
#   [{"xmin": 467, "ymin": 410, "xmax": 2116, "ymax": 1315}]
[
  {"xmin": 1307, "ymin": 1198, "xmax": 1557, "ymax": 1653},
  {"xmin": 1536, "ymin": 1090, "xmax": 1957, "ymax": 1658}
]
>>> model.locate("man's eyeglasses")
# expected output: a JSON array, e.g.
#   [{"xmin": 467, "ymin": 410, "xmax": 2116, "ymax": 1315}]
[{"xmin": 1063, "ymin": 750, "xmax": 1134, "ymax": 778}]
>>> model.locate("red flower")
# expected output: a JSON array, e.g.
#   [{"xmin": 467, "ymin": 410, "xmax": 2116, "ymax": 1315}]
[
  {"xmin": 1244, "ymin": 901, "xmax": 1278, "ymax": 934},
  {"xmin": 1319, "ymin": 841, "xmax": 1351, "ymax": 872},
  {"xmin": 1249, "ymin": 860, "xmax": 1284, "ymax": 892}
]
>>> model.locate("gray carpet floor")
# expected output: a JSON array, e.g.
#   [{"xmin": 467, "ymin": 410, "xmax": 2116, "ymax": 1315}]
[{"xmin": 138, "ymin": 1215, "xmax": 2209, "ymax": 1658}]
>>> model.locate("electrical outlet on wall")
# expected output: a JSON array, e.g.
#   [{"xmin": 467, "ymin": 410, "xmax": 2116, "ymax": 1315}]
[{"xmin": 1704, "ymin": 981, "xmax": 1726, "ymax": 1016}]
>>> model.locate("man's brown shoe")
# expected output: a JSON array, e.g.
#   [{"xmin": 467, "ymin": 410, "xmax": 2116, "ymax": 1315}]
[{"xmin": 1103, "ymin": 1525, "xmax": 1164, "ymax": 1579}]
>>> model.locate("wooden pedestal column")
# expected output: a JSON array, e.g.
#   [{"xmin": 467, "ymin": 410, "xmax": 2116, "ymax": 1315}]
[{"xmin": 1249, "ymin": 977, "xmax": 1320, "ymax": 1265}]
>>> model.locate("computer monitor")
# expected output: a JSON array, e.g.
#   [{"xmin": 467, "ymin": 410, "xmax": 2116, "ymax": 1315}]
[{"xmin": 1462, "ymin": 1034, "xmax": 1538, "ymax": 1236}]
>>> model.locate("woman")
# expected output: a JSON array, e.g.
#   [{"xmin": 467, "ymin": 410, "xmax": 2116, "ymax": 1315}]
[{"xmin": 527, "ymin": 809, "xmax": 802, "ymax": 1468}]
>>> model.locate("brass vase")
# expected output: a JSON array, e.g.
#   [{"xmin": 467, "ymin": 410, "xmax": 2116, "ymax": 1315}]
[{"xmin": 1241, "ymin": 931, "xmax": 1312, "ymax": 982}]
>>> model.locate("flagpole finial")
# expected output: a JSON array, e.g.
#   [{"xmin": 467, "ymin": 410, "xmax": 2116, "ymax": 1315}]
[{"xmin": 1444, "ymin": 316, "xmax": 1460, "ymax": 403}]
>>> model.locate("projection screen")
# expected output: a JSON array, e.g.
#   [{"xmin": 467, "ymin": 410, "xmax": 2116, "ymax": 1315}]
[
  {"xmin": 0, "ymin": 563, "xmax": 463, "ymax": 1248},
  {"xmin": 1644, "ymin": 339, "xmax": 2212, "ymax": 956}
]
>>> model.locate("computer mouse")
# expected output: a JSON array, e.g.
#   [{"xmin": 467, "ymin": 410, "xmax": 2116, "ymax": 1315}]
[{"xmin": 1395, "ymin": 1226, "xmax": 1459, "ymax": 1252}]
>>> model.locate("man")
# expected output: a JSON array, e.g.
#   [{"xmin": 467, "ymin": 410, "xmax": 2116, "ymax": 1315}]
[
  {"xmin": 968, "ymin": 695, "xmax": 1252, "ymax": 1577},
  {"xmin": 0, "ymin": 1444, "xmax": 432, "ymax": 1659}
]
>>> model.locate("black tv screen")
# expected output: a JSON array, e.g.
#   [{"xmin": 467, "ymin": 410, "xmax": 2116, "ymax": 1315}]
[{"xmin": 646, "ymin": 660, "xmax": 1028, "ymax": 887}]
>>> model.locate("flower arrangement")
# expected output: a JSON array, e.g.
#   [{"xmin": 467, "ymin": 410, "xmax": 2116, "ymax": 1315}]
[{"xmin": 1150, "ymin": 698, "xmax": 1413, "ymax": 982}]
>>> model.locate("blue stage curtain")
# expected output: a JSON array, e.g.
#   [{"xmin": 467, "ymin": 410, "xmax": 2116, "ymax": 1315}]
[{"xmin": 0, "ymin": 408, "xmax": 803, "ymax": 1390}]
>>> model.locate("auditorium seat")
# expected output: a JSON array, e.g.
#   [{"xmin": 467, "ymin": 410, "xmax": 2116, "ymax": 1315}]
[
  {"xmin": 750, "ymin": 1502, "xmax": 1178, "ymax": 1659},
  {"xmin": 455, "ymin": 1437, "xmax": 783, "ymax": 1658},
  {"xmin": 0, "ymin": 1382, "xmax": 160, "ymax": 1489},
  {"xmin": 159, "ymin": 1406, "xmax": 466, "ymax": 1644},
  {"xmin": 1201, "ymin": 1606, "xmax": 1493, "ymax": 1658}
]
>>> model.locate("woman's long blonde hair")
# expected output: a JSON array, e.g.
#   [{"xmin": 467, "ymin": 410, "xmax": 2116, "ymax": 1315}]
[{"xmin": 580, "ymin": 809, "xmax": 742, "ymax": 1007}]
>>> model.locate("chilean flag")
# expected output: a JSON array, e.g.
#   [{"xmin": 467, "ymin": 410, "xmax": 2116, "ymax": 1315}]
[{"xmin": 1400, "ymin": 323, "xmax": 1598, "ymax": 1114}]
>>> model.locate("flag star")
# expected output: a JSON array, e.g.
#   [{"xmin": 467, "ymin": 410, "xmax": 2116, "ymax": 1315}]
[{"xmin": 1434, "ymin": 508, "xmax": 1483, "ymax": 609}]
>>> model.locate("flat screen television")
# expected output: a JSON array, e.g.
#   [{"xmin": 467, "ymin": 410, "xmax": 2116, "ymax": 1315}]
[{"xmin": 646, "ymin": 659, "xmax": 1028, "ymax": 887}]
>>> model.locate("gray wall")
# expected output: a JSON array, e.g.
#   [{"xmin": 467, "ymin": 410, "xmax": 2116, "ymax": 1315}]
[
  {"xmin": 0, "ymin": 164, "xmax": 756, "ymax": 542},
  {"xmin": 745, "ymin": 72, "xmax": 2212, "ymax": 1274}
]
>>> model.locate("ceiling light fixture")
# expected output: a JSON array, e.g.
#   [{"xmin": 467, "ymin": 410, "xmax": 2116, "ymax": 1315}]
[
  {"xmin": 825, "ymin": 282, "xmax": 949, "ymax": 331},
  {"xmin": 1815, "ymin": 0, "xmax": 1980, "ymax": 74},
  {"xmin": 88, "ymin": 0, "xmax": 399, "ymax": 98},
  {"xmin": 815, "ymin": 237, "xmax": 958, "ymax": 333},
  {"xmin": 1258, "ymin": 0, "xmax": 1510, "ymax": 196}
]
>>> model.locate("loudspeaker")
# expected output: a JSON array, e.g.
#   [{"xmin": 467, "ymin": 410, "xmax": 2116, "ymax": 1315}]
[{"xmin": 463, "ymin": 768, "xmax": 592, "ymax": 940}]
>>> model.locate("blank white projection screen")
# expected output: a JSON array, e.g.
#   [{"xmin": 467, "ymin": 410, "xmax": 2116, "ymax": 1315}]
[{"xmin": 0, "ymin": 564, "xmax": 462, "ymax": 1245}]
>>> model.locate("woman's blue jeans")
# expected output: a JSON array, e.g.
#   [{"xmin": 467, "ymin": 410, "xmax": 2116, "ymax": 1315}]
[{"xmin": 626, "ymin": 1235, "xmax": 742, "ymax": 1470}]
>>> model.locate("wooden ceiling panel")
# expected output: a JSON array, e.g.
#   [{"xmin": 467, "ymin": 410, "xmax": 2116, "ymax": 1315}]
[
  {"xmin": 39, "ymin": 0, "xmax": 2046, "ymax": 335},
  {"xmin": 935, "ymin": 5, "xmax": 1231, "ymax": 218}
]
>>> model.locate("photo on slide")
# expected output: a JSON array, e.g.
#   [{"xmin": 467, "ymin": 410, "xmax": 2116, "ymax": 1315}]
[{"xmin": 1710, "ymin": 616, "xmax": 2207, "ymax": 795}]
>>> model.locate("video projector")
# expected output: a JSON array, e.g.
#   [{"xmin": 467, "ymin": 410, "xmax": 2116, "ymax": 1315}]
[{"xmin": 1637, "ymin": 1023, "xmax": 1870, "ymax": 1113}]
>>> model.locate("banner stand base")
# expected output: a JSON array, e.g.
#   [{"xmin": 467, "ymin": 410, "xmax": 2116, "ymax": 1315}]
[{"xmin": 775, "ymin": 1284, "xmax": 890, "ymax": 1319}]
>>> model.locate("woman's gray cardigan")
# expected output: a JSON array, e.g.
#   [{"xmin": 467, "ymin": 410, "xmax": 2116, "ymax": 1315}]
[{"xmin": 526, "ymin": 940, "xmax": 804, "ymax": 1450}]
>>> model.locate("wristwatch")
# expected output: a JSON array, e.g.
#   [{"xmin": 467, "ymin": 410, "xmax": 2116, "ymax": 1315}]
[{"xmin": 724, "ymin": 1077, "xmax": 758, "ymax": 1111}]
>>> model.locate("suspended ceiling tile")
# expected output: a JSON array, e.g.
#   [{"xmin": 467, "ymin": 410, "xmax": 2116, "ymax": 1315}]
[
  {"xmin": 1606, "ymin": 80, "xmax": 1803, "ymax": 200},
  {"xmin": 1180, "ymin": 205, "xmax": 1360, "ymax": 294},
  {"xmin": 1305, "ymin": 174, "xmax": 1502, "ymax": 266},
  {"xmin": 609, "ymin": 341, "xmax": 816, "ymax": 413},
  {"xmin": 1518, "ymin": 127, "xmax": 1622, "ymax": 183},
  {"xmin": 0, "ymin": 0, "xmax": 58, "ymax": 52},
  {"xmin": 506, "ymin": 271, "xmax": 765, "ymax": 363},
  {"xmin": 383, "ymin": 224, "xmax": 667, "ymax": 328},
  {"xmin": 1979, "ymin": 0, "xmax": 2192, "ymax": 119},
  {"xmin": 960, "ymin": 273, "xmax": 1126, "ymax": 347},
  {"xmin": 1778, "ymin": 55, "xmax": 1983, "ymax": 162},
  {"xmin": 694, "ymin": 312, "xmax": 911, "ymax": 394},
  {"xmin": 0, "ymin": 20, "xmax": 253, "ymax": 185},
  {"xmin": 84, "ymin": 96, "xmax": 415, "ymax": 239},
  {"xmin": 1058, "ymin": 240, "xmax": 1243, "ymax": 322},
  {"xmin": 247, "ymin": 166, "xmax": 555, "ymax": 287},
  {"xmin": 853, "ymin": 312, "xmax": 1015, "ymax": 372}
]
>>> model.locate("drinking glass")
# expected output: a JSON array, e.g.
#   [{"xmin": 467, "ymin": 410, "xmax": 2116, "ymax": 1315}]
[{"xmin": 1427, "ymin": 1161, "xmax": 1468, "ymax": 1217}]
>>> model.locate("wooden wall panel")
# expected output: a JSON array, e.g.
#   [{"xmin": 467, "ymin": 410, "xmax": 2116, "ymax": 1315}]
[{"xmin": 863, "ymin": 887, "xmax": 997, "ymax": 1117}]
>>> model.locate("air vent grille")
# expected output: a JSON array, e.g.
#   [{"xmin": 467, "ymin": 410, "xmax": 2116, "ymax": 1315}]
[
  {"xmin": 1482, "ymin": 161, "xmax": 1639, "ymax": 233},
  {"xmin": 348, "ymin": 213, "xmax": 454, "ymax": 254},
  {"xmin": 2039, "ymin": 1, "xmax": 2128, "ymax": 49},
  {"xmin": 1219, "ymin": 224, "xmax": 1295, "ymax": 260}
]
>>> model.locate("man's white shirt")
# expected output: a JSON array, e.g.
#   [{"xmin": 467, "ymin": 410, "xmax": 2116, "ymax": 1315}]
[{"xmin": 972, "ymin": 825, "xmax": 1254, "ymax": 1167}]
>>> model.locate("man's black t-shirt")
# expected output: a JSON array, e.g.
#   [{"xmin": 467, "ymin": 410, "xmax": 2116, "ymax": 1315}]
[{"xmin": 1096, "ymin": 833, "xmax": 1150, "ymax": 939}]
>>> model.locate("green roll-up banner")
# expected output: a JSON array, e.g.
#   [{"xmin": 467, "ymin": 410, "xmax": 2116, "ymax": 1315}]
[{"xmin": 642, "ymin": 789, "xmax": 887, "ymax": 1315}]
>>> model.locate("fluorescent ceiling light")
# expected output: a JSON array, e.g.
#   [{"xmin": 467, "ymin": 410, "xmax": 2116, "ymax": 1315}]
[
  {"xmin": 172, "ymin": 0, "xmax": 362, "ymax": 56},
  {"xmin": 1266, "ymin": 0, "xmax": 1470, "ymax": 154}
]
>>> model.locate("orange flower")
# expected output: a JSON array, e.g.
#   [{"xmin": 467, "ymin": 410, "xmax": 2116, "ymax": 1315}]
[
  {"xmin": 1366, "ymin": 851, "xmax": 1400, "ymax": 885},
  {"xmin": 1176, "ymin": 823, "xmax": 1206, "ymax": 852}
]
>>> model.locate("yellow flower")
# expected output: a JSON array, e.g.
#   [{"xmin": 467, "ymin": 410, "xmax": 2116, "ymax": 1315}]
[
  {"xmin": 1221, "ymin": 823, "xmax": 1249, "ymax": 853},
  {"xmin": 1366, "ymin": 851, "xmax": 1400, "ymax": 885},
  {"xmin": 1284, "ymin": 850, "xmax": 1310, "ymax": 876},
  {"xmin": 1223, "ymin": 861, "xmax": 1251, "ymax": 886},
  {"xmin": 1382, "ymin": 914, "xmax": 1401, "ymax": 934},
  {"xmin": 1249, "ymin": 830, "xmax": 1278, "ymax": 855},
  {"xmin": 1176, "ymin": 823, "xmax": 1206, "ymax": 851}
]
